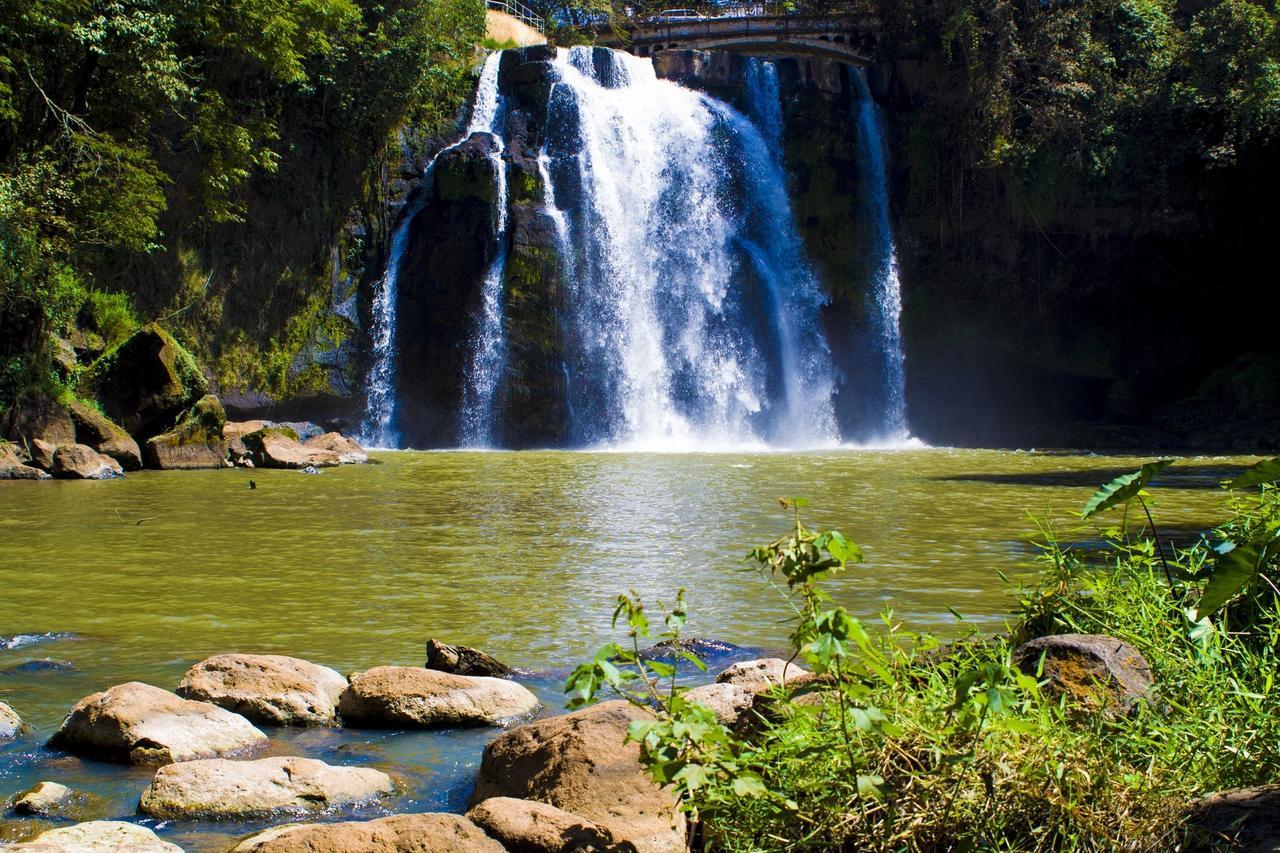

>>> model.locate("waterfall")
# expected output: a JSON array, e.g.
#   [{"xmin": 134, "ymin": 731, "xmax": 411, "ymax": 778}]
[
  {"xmin": 458, "ymin": 53, "xmax": 510, "ymax": 447},
  {"xmin": 542, "ymin": 47, "xmax": 838, "ymax": 449},
  {"xmin": 852, "ymin": 68, "xmax": 909, "ymax": 441}
]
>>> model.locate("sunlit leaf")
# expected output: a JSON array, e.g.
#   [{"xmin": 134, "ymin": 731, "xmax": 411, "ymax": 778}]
[
  {"xmin": 1227, "ymin": 457, "xmax": 1280, "ymax": 489},
  {"xmin": 1082, "ymin": 459, "xmax": 1175, "ymax": 519}
]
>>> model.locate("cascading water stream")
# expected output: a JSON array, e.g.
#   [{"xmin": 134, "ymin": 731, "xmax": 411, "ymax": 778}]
[
  {"xmin": 359, "ymin": 52, "xmax": 508, "ymax": 448},
  {"xmin": 852, "ymin": 68, "xmax": 909, "ymax": 441},
  {"xmin": 542, "ymin": 48, "xmax": 837, "ymax": 449}
]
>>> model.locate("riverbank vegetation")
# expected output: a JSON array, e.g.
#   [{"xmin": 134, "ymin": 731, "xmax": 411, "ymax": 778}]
[
  {"xmin": 571, "ymin": 463, "xmax": 1280, "ymax": 849},
  {"xmin": 0, "ymin": 0, "xmax": 483, "ymax": 412}
]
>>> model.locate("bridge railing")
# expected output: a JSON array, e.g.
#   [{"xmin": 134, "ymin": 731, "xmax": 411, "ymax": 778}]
[
  {"xmin": 487, "ymin": 0, "xmax": 546, "ymax": 33},
  {"xmin": 621, "ymin": 0, "xmax": 875, "ymax": 23}
]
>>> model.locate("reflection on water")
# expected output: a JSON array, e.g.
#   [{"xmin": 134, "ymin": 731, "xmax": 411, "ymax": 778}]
[{"xmin": 0, "ymin": 448, "xmax": 1257, "ymax": 848}]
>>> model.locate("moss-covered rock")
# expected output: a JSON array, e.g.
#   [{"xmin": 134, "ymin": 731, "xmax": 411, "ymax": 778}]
[
  {"xmin": 144, "ymin": 394, "xmax": 228, "ymax": 470},
  {"xmin": 68, "ymin": 399, "xmax": 143, "ymax": 471},
  {"xmin": 80, "ymin": 323, "xmax": 208, "ymax": 440}
]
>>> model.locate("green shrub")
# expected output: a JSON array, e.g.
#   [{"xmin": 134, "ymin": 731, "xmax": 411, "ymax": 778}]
[
  {"xmin": 79, "ymin": 290, "xmax": 139, "ymax": 350},
  {"xmin": 569, "ymin": 478, "xmax": 1280, "ymax": 851}
]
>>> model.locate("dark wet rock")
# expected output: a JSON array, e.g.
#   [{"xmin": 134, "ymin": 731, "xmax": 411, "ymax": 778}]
[
  {"xmin": 7, "ymin": 820, "xmax": 182, "ymax": 851},
  {"xmin": 0, "ymin": 442, "xmax": 49, "ymax": 480},
  {"xmin": 652, "ymin": 49, "xmax": 745, "ymax": 99},
  {"xmin": 139, "ymin": 756, "xmax": 394, "ymax": 819},
  {"xmin": 1013, "ymin": 633, "xmax": 1154, "ymax": 716},
  {"xmin": 303, "ymin": 432, "xmax": 367, "ymax": 464},
  {"xmin": 471, "ymin": 700, "xmax": 685, "ymax": 853},
  {"xmin": 338, "ymin": 665, "xmax": 539, "ymax": 728},
  {"xmin": 50, "ymin": 444, "xmax": 123, "ymax": 480},
  {"xmin": 79, "ymin": 323, "xmax": 207, "ymax": 440},
  {"xmin": 0, "ymin": 633, "xmax": 76, "ymax": 650},
  {"xmin": 145, "ymin": 394, "xmax": 227, "ymax": 470},
  {"xmin": 231, "ymin": 813, "xmax": 505, "ymax": 852},
  {"xmin": 467, "ymin": 796, "xmax": 623, "ymax": 852},
  {"xmin": 0, "ymin": 702, "xmax": 27, "ymax": 739},
  {"xmin": 50, "ymin": 681, "xmax": 268, "ymax": 765},
  {"xmin": 243, "ymin": 427, "xmax": 340, "ymax": 469},
  {"xmin": 425, "ymin": 639, "xmax": 514, "ymax": 678},
  {"xmin": 1, "ymin": 394, "xmax": 76, "ymax": 447},
  {"xmin": 1185, "ymin": 785, "xmax": 1280, "ymax": 852},
  {"xmin": 66, "ymin": 400, "xmax": 142, "ymax": 471},
  {"xmin": 637, "ymin": 637, "xmax": 739, "ymax": 664},
  {"xmin": 498, "ymin": 44, "xmax": 558, "ymax": 95},
  {"xmin": 224, "ymin": 420, "xmax": 271, "ymax": 463},
  {"xmin": 2, "ymin": 659, "xmax": 76, "ymax": 675},
  {"xmin": 177, "ymin": 653, "xmax": 347, "ymax": 727}
]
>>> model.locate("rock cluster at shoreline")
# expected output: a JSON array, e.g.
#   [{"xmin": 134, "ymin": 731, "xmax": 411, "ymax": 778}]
[
  {"xmin": 0, "ymin": 324, "xmax": 371, "ymax": 482},
  {"xmin": 2, "ymin": 638, "xmax": 1274, "ymax": 851}
]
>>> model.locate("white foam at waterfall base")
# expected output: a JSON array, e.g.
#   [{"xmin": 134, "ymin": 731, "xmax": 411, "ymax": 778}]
[{"xmin": 542, "ymin": 47, "xmax": 839, "ymax": 451}]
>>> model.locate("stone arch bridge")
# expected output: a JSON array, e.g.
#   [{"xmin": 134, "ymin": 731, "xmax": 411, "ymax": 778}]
[{"xmin": 598, "ymin": 6, "xmax": 881, "ymax": 65}]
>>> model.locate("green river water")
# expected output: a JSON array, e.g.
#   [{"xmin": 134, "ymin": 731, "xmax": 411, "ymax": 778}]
[{"xmin": 0, "ymin": 448, "xmax": 1260, "ymax": 848}]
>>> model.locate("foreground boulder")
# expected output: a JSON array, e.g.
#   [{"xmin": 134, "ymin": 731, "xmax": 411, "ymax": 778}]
[
  {"xmin": 467, "ymin": 797, "xmax": 620, "ymax": 852},
  {"xmin": 715, "ymin": 658, "xmax": 807, "ymax": 689},
  {"xmin": 8, "ymin": 820, "xmax": 181, "ymax": 852},
  {"xmin": 50, "ymin": 444, "xmax": 123, "ymax": 480},
  {"xmin": 0, "ymin": 442, "xmax": 48, "ymax": 480},
  {"xmin": 243, "ymin": 427, "xmax": 341, "ymax": 469},
  {"xmin": 145, "ymin": 394, "xmax": 228, "ymax": 470},
  {"xmin": 471, "ymin": 700, "xmax": 686, "ymax": 853},
  {"xmin": 231, "ymin": 813, "xmax": 504, "ymax": 852},
  {"xmin": 340, "ymin": 666, "xmax": 538, "ymax": 728},
  {"xmin": 80, "ymin": 323, "xmax": 207, "ymax": 439},
  {"xmin": 139, "ymin": 756, "xmax": 394, "ymax": 819},
  {"xmin": 1185, "ymin": 785, "xmax": 1280, "ymax": 852},
  {"xmin": 304, "ymin": 432, "xmax": 368, "ymax": 464},
  {"xmin": 426, "ymin": 639, "xmax": 514, "ymax": 678},
  {"xmin": 1, "ymin": 701, "xmax": 27, "ymax": 739},
  {"xmin": 67, "ymin": 400, "xmax": 142, "ymax": 470},
  {"xmin": 177, "ymin": 653, "xmax": 347, "ymax": 726},
  {"xmin": 50, "ymin": 681, "xmax": 268, "ymax": 765},
  {"xmin": 1013, "ymin": 633, "xmax": 1153, "ymax": 715}
]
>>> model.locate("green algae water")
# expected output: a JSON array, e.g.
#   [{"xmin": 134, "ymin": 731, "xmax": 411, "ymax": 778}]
[{"xmin": 0, "ymin": 448, "xmax": 1261, "ymax": 848}]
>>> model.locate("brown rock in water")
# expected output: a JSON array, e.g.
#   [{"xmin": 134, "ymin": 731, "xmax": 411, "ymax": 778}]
[
  {"xmin": 426, "ymin": 639, "xmax": 514, "ymax": 678},
  {"xmin": 230, "ymin": 813, "xmax": 504, "ymax": 852},
  {"xmin": 177, "ymin": 653, "xmax": 347, "ymax": 726},
  {"xmin": 7, "ymin": 820, "xmax": 182, "ymax": 852},
  {"xmin": 243, "ymin": 427, "xmax": 341, "ymax": 469},
  {"xmin": 684, "ymin": 682, "xmax": 757, "ymax": 725},
  {"xmin": 1013, "ymin": 633, "xmax": 1153, "ymax": 715},
  {"xmin": 1185, "ymin": 785, "xmax": 1280, "ymax": 852},
  {"xmin": 49, "ymin": 681, "xmax": 267, "ymax": 765},
  {"xmin": 467, "ymin": 796, "xmax": 623, "ymax": 852},
  {"xmin": 0, "ymin": 701, "xmax": 27, "ymax": 739},
  {"xmin": 715, "ymin": 658, "xmax": 807, "ymax": 689},
  {"xmin": 12, "ymin": 781, "xmax": 101, "ymax": 821},
  {"xmin": 67, "ymin": 399, "xmax": 142, "ymax": 470},
  {"xmin": 304, "ymin": 432, "xmax": 368, "ymax": 464},
  {"xmin": 1, "ymin": 394, "xmax": 75, "ymax": 447},
  {"xmin": 145, "ymin": 394, "xmax": 228, "ymax": 470},
  {"xmin": 0, "ymin": 442, "xmax": 49, "ymax": 480},
  {"xmin": 50, "ymin": 444, "xmax": 123, "ymax": 480},
  {"xmin": 339, "ymin": 665, "xmax": 539, "ymax": 728},
  {"xmin": 79, "ymin": 323, "xmax": 208, "ymax": 439},
  {"xmin": 471, "ymin": 700, "xmax": 686, "ymax": 853},
  {"xmin": 28, "ymin": 438, "xmax": 56, "ymax": 471},
  {"xmin": 139, "ymin": 756, "xmax": 394, "ymax": 819}
]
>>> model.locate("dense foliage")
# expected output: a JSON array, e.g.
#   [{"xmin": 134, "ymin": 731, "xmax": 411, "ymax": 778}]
[
  {"xmin": 0, "ymin": 0, "xmax": 483, "ymax": 409},
  {"xmin": 572, "ymin": 470, "xmax": 1280, "ymax": 850}
]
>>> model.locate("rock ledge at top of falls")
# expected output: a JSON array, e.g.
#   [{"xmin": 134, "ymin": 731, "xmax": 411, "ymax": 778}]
[
  {"xmin": 49, "ymin": 681, "xmax": 268, "ymax": 765},
  {"xmin": 231, "ymin": 813, "xmax": 504, "ymax": 852},
  {"xmin": 139, "ymin": 756, "xmax": 394, "ymax": 819},
  {"xmin": 177, "ymin": 653, "xmax": 348, "ymax": 727},
  {"xmin": 338, "ymin": 666, "xmax": 539, "ymax": 728},
  {"xmin": 471, "ymin": 700, "xmax": 686, "ymax": 853},
  {"xmin": 7, "ymin": 820, "xmax": 182, "ymax": 852}
]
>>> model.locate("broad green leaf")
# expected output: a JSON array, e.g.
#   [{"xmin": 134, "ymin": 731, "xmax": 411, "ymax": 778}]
[
  {"xmin": 1195, "ymin": 538, "xmax": 1273, "ymax": 619},
  {"xmin": 733, "ymin": 773, "xmax": 769, "ymax": 798},
  {"xmin": 1228, "ymin": 457, "xmax": 1280, "ymax": 489},
  {"xmin": 856, "ymin": 774, "xmax": 887, "ymax": 799},
  {"xmin": 1082, "ymin": 459, "xmax": 1175, "ymax": 519}
]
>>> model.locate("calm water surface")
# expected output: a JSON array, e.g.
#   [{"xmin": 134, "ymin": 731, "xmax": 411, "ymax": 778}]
[{"xmin": 0, "ymin": 448, "xmax": 1257, "ymax": 848}]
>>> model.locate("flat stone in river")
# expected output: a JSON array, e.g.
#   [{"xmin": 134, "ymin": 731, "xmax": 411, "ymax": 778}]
[
  {"xmin": 7, "ymin": 820, "xmax": 182, "ymax": 852},
  {"xmin": 49, "ymin": 681, "xmax": 267, "ymax": 765},
  {"xmin": 139, "ymin": 756, "xmax": 394, "ymax": 819},
  {"xmin": 231, "ymin": 813, "xmax": 504, "ymax": 852},
  {"xmin": 177, "ymin": 653, "xmax": 347, "ymax": 726},
  {"xmin": 339, "ymin": 665, "xmax": 539, "ymax": 728}
]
